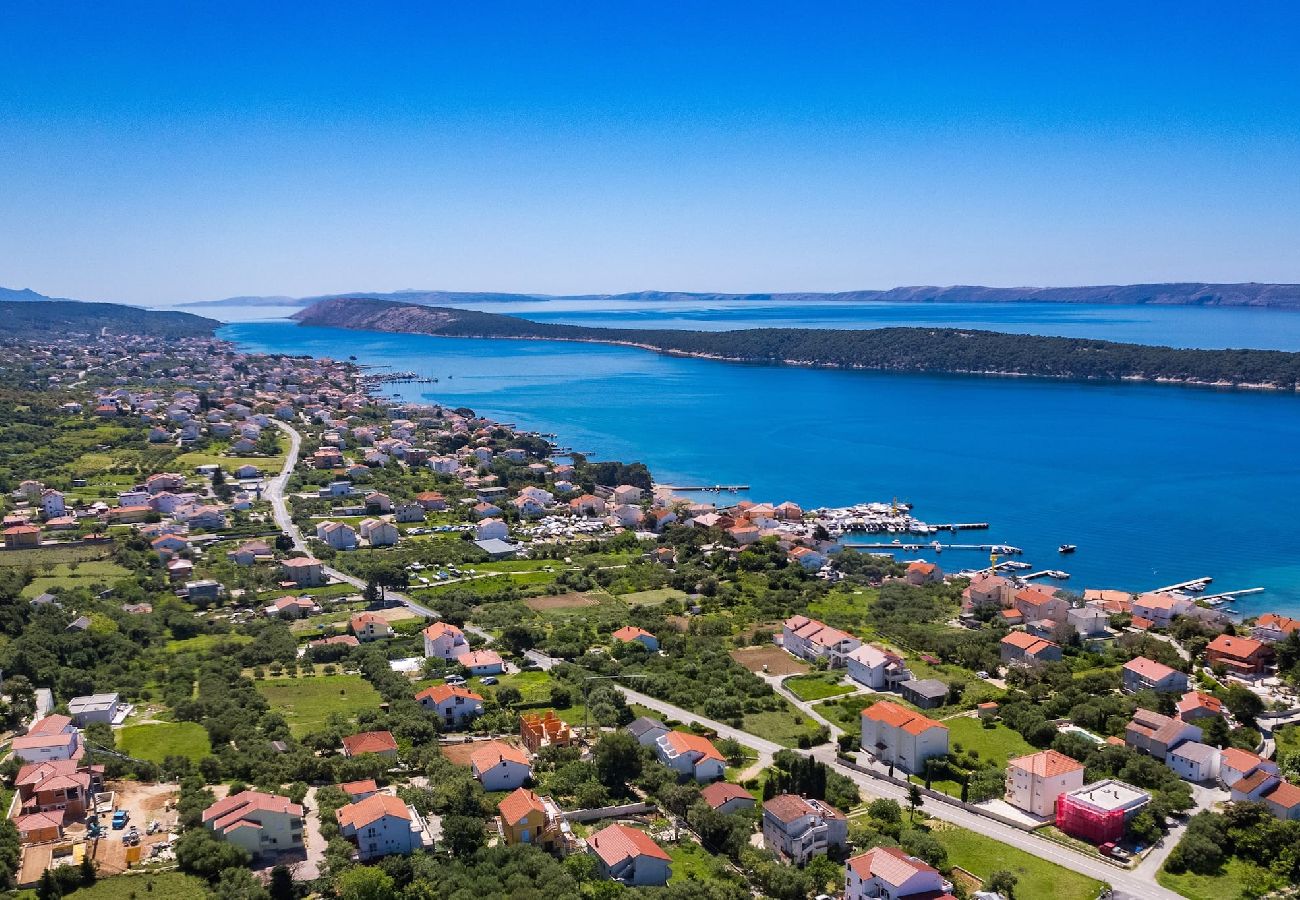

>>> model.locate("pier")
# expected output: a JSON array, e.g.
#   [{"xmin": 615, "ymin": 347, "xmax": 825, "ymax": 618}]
[
  {"xmin": 660, "ymin": 484, "xmax": 751, "ymax": 492},
  {"xmin": 1199, "ymin": 587, "xmax": 1265, "ymax": 604},
  {"xmin": 1022, "ymin": 569, "xmax": 1071, "ymax": 581},
  {"xmin": 1151, "ymin": 577, "xmax": 1213, "ymax": 593},
  {"xmin": 840, "ymin": 541, "xmax": 1022, "ymax": 554}
]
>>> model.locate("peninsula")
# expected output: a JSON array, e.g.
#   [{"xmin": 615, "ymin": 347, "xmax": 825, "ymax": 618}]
[{"xmin": 293, "ymin": 296, "xmax": 1300, "ymax": 391}]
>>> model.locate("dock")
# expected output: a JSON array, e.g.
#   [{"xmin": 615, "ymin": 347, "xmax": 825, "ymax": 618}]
[
  {"xmin": 660, "ymin": 484, "xmax": 751, "ymax": 492},
  {"xmin": 1199, "ymin": 587, "xmax": 1264, "ymax": 604},
  {"xmin": 840, "ymin": 542, "xmax": 1022, "ymax": 554},
  {"xmin": 1022, "ymin": 569, "xmax": 1071, "ymax": 581},
  {"xmin": 1151, "ymin": 577, "xmax": 1213, "ymax": 593}
]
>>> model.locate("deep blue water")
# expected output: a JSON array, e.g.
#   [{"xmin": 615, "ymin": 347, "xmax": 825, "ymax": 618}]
[{"xmin": 222, "ymin": 319, "xmax": 1300, "ymax": 619}]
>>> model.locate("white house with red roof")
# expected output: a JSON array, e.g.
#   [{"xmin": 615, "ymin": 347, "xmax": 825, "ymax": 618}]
[
  {"xmin": 845, "ymin": 846, "xmax": 956, "ymax": 900},
  {"xmin": 422, "ymin": 622, "xmax": 469, "ymax": 659},
  {"xmin": 904, "ymin": 559, "xmax": 942, "ymax": 585},
  {"xmin": 781, "ymin": 615, "xmax": 862, "ymax": 668},
  {"xmin": 11, "ymin": 715, "xmax": 80, "ymax": 764},
  {"xmin": 350, "ymin": 612, "xmax": 393, "ymax": 642},
  {"xmin": 699, "ymin": 781, "xmax": 756, "ymax": 815},
  {"xmin": 611, "ymin": 625, "xmax": 658, "ymax": 652},
  {"xmin": 1121, "ymin": 657, "xmax": 1189, "ymax": 695},
  {"xmin": 202, "ymin": 790, "xmax": 304, "ymax": 858},
  {"xmin": 470, "ymin": 741, "xmax": 532, "ymax": 791},
  {"xmin": 337, "ymin": 793, "xmax": 422, "ymax": 860},
  {"xmin": 587, "ymin": 823, "xmax": 671, "ymax": 886},
  {"xmin": 860, "ymin": 701, "xmax": 948, "ymax": 775},
  {"xmin": 458, "ymin": 649, "xmax": 504, "ymax": 676},
  {"xmin": 1219, "ymin": 747, "xmax": 1279, "ymax": 789},
  {"xmin": 1005, "ymin": 750, "xmax": 1086, "ymax": 818},
  {"xmin": 1131, "ymin": 592, "xmax": 1192, "ymax": 629},
  {"xmin": 415, "ymin": 684, "xmax": 484, "ymax": 726},
  {"xmin": 653, "ymin": 730, "xmax": 725, "ymax": 782},
  {"xmin": 846, "ymin": 644, "xmax": 911, "ymax": 690},
  {"xmin": 341, "ymin": 730, "xmax": 398, "ymax": 759},
  {"xmin": 762, "ymin": 794, "xmax": 847, "ymax": 865}
]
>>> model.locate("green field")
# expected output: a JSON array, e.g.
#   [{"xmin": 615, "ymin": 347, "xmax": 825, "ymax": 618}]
[
  {"xmin": 784, "ymin": 673, "xmax": 857, "ymax": 702},
  {"xmin": 165, "ymin": 633, "xmax": 255, "ymax": 654},
  {"xmin": 23, "ymin": 872, "xmax": 210, "ymax": 900},
  {"xmin": 621, "ymin": 587, "xmax": 688, "ymax": 607},
  {"xmin": 1275, "ymin": 723, "xmax": 1299, "ymax": 759},
  {"xmin": 255, "ymin": 673, "xmax": 383, "ymax": 735},
  {"xmin": 741, "ymin": 706, "xmax": 826, "ymax": 748},
  {"xmin": 807, "ymin": 587, "xmax": 878, "ymax": 632},
  {"xmin": 946, "ymin": 716, "xmax": 1036, "ymax": 765},
  {"xmin": 815, "ymin": 693, "xmax": 878, "ymax": 733},
  {"xmin": 19, "ymin": 559, "xmax": 131, "ymax": 597},
  {"xmin": 1157, "ymin": 857, "xmax": 1275, "ymax": 900},
  {"xmin": 665, "ymin": 837, "xmax": 737, "ymax": 886},
  {"xmin": 118, "ymin": 722, "xmax": 212, "ymax": 763},
  {"xmin": 934, "ymin": 824, "xmax": 1103, "ymax": 900}
]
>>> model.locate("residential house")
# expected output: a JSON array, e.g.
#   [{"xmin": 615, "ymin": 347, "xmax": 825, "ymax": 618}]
[
  {"xmin": 904, "ymin": 559, "xmax": 943, "ymax": 585},
  {"xmin": 341, "ymin": 731, "xmax": 399, "ymax": 759},
  {"xmin": 613, "ymin": 505, "xmax": 645, "ymax": 528},
  {"xmin": 498, "ymin": 788, "xmax": 566, "ymax": 850},
  {"xmin": 1131, "ymin": 592, "xmax": 1192, "ymax": 630},
  {"xmin": 1055, "ymin": 780, "xmax": 1151, "ymax": 845},
  {"xmin": 781, "ymin": 615, "xmax": 862, "ymax": 668},
  {"xmin": 1013, "ymin": 587, "xmax": 1069, "ymax": 624},
  {"xmin": 471, "ymin": 741, "xmax": 533, "ymax": 791},
  {"xmin": 11, "ymin": 715, "xmax": 80, "ymax": 763},
  {"xmin": 612, "ymin": 485, "xmax": 643, "ymax": 505},
  {"xmin": 899, "ymin": 679, "xmax": 950, "ymax": 710},
  {"xmin": 963, "ymin": 573, "xmax": 1014, "ymax": 612},
  {"xmin": 1206, "ymin": 633, "xmax": 1273, "ymax": 678},
  {"xmin": 1253, "ymin": 613, "xmax": 1300, "ymax": 644},
  {"xmin": 281, "ymin": 557, "xmax": 326, "ymax": 586},
  {"xmin": 611, "ymin": 625, "xmax": 659, "ymax": 651},
  {"xmin": 4, "ymin": 525, "xmax": 40, "ymax": 549},
  {"xmin": 227, "ymin": 539, "xmax": 272, "ymax": 566},
  {"xmin": 570, "ymin": 494, "xmax": 607, "ymax": 517},
  {"xmin": 316, "ymin": 520, "xmax": 358, "ymax": 550},
  {"xmin": 1005, "ymin": 750, "xmax": 1087, "ymax": 818},
  {"xmin": 788, "ymin": 546, "xmax": 826, "ymax": 570},
  {"xmin": 1000, "ymin": 631, "xmax": 1063, "ymax": 666},
  {"xmin": 1176, "ymin": 691, "xmax": 1224, "ymax": 723},
  {"xmin": 67, "ymin": 693, "xmax": 128, "ymax": 727},
  {"xmin": 699, "ymin": 782, "xmax": 756, "ymax": 816},
  {"xmin": 350, "ymin": 613, "xmax": 393, "ymax": 642},
  {"xmin": 337, "ymin": 793, "xmax": 420, "ymax": 860},
  {"xmin": 1230, "ymin": 771, "xmax": 1300, "ymax": 820},
  {"xmin": 587, "ymin": 823, "xmax": 671, "ymax": 886},
  {"xmin": 860, "ymin": 701, "xmax": 949, "ymax": 775},
  {"xmin": 626, "ymin": 716, "xmax": 669, "ymax": 748},
  {"xmin": 1121, "ymin": 657, "xmax": 1189, "ymax": 695},
  {"xmin": 415, "ymin": 684, "xmax": 484, "ymax": 727},
  {"xmin": 844, "ymin": 846, "xmax": 954, "ymax": 900},
  {"xmin": 394, "ymin": 502, "xmax": 425, "ymax": 523},
  {"xmin": 1166, "ymin": 741, "xmax": 1221, "ymax": 783},
  {"xmin": 185, "ymin": 580, "xmax": 222, "ymax": 604},
  {"xmin": 1219, "ymin": 748, "xmax": 1280, "ymax": 789},
  {"xmin": 266, "ymin": 596, "xmax": 319, "ymax": 619},
  {"xmin": 1067, "ymin": 605, "xmax": 1110, "ymax": 638},
  {"xmin": 364, "ymin": 491, "xmax": 393, "ymax": 513},
  {"xmin": 422, "ymin": 622, "xmax": 469, "ymax": 660},
  {"xmin": 15, "ymin": 759, "xmax": 95, "ymax": 823},
  {"xmin": 471, "ymin": 502, "xmax": 502, "ymax": 520},
  {"xmin": 202, "ymin": 790, "xmax": 304, "ymax": 858},
  {"xmin": 359, "ymin": 518, "xmax": 399, "ymax": 547},
  {"xmin": 40, "ymin": 489, "xmax": 67, "ymax": 520},
  {"xmin": 762, "ymin": 794, "xmax": 848, "ymax": 865},
  {"xmin": 340, "ymin": 780, "xmax": 379, "ymax": 802},
  {"xmin": 475, "ymin": 518, "xmax": 509, "ymax": 541},
  {"xmin": 1125, "ymin": 708, "xmax": 1202, "ymax": 761},
  {"xmin": 654, "ymin": 731, "xmax": 726, "ymax": 782},
  {"xmin": 458, "ymin": 649, "xmax": 504, "ymax": 676}
]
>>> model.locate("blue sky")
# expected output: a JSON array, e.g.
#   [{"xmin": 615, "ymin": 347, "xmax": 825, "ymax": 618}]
[{"xmin": 2, "ymin": 1, "xmax": 1298, "ymax": 304}]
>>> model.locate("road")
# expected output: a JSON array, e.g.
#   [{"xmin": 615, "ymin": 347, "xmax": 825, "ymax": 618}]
[
  {"xmin": 266, "ymin": 420, "xmax": 1175, "ymax": 898},
  {"xmin": 612, "ymin": 683, "xmax": 1180, "ymax": 900}
]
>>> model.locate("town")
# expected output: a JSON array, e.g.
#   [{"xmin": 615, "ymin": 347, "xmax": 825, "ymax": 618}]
[{"xmin": 0, "ymin": 329, "xmax": 1298, "ymax": 900}]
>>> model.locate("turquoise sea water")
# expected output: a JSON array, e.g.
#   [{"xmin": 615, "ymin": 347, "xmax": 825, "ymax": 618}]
[{"xmin": 223, "ymin": 318, "xmax": 1300, "ymax": 619}]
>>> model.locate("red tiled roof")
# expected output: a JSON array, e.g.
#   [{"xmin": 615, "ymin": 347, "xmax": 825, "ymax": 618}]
[
  {"xmin": 699, "ymin": 781, "xmax": 752, "ymax": 810},
  {"xmin": 847, "ymin": 845, "xmax": 940, "ymax": 888},
  {"xmin": 1220, "ymin": 747, "xmax": 1267, "ymax": 774},
  {"xmin": 342, "ymin": 730, "xmax": 397, "ymax": 756},
  {"xmin": 588, "ymin": 823, "xmax": 670, "ymax": 865},
  {"xmin": 415, "ymin": 683, "xmax": 483, "ymax": 705},
  {"xmin": 470, "ymin": 740, "xmax": 530, "ymax": 772},
  {"xmin": 498, "ymin": 787, "xmax": 546, "ymax": 824},
  {"xmin": 1207, "ymin": 633, "xmax": 1267, "ymax": 661},
  {"xmin": 336, "ymin": 793, "xmax": 410, "ymax": 830},
  {"xmin": 612, "ymin": 625, "xmax": 654, "ymax": 642},
  {"xmin": 862, "ymin": 700, "xmax": 945, "ymax": 736},
  {"xmin": 662, "ymin": 730, "xmax": 724, "ymax": 762},
  {"xmin": 1123, "ymin": 656, "xmax": 1180, "ymax": 681},
  {"xmin": 1008, "ymin": 749, "xmax": 1085, "ymax": 778}
]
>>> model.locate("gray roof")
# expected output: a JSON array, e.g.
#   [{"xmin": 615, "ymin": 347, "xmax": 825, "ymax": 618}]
[
  {"xmin": 627, "ymin": 716, "xmax": 668, "ymax": 738},
  {"xmin": 473, "ymin": 538, "xmax": 519, "ymax": 556},
  {"xmin": 1169, "ymin": 740, "xmax": 1219, "ymax": 763},
  {"xmin": 904, "ymin": 678, "xmax": 950, "ymax": 699},
  {"xmin": 69, "ymin": 693, "xmax": 120, "ymax": 712}
]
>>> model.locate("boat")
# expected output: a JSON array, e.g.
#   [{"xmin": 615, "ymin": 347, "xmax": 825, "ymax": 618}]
[{"xmin": 1058, "ymin": 544, "xmax": 1077, "ymax": 554}]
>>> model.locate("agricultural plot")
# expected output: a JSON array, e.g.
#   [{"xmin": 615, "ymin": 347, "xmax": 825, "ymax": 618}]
[
  {"xmin": 255, "ymin": 673, "xmax": 383, "ymax": 735},
  {"xmin": 118, "ymin": 721, "xmax": 212, "ymax": 763},
  {"xmin": 729, "ymin": 645, "xmax": 809, "ymax": 676}
]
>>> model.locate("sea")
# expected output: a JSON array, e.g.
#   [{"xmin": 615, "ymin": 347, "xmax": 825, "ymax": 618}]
[{"xmin": 218, "ymin": 298, "xmax": 1300, "ymax": 619}]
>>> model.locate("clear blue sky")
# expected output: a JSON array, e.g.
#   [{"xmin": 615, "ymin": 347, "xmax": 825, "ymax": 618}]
[{"xmin": 2, "ymin": 1, "xmax": 1298, "ymax": 305}]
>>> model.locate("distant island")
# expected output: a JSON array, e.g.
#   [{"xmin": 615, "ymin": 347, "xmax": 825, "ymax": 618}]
[
  {"xmin": 293, "ymin": 297, "xmax": 1300, "ymax": 391},
  {"xmin": 184, "ymin": 281, "xmax": 1300, "ymax": 310},
  {"xmin": 0, "ymin": 299, "xmax": 218, "ymax": 339}
]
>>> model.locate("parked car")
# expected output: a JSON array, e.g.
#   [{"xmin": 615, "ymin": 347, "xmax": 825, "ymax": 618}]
[
  {"xmin": 480, "ymin": 676, "xmax": 498, "ymax": 686},
  {"xmin": 444, "ymin": 674, "xmax": 466, "ymax": 685},
  {"xmin": 111, "ymin": 810, "xmax": 129, "ymax": 830}
]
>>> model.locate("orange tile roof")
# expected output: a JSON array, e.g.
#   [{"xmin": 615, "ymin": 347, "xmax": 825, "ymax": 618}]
[
  {"xmin": 1264, "ymin": 779, "xmax": 1300, "ymax": 810},
  {"xmin": 663, "ymin": 730, "xmax": 724, "ymax": 762},
  {"xmin": 470, "ymin": 740, "xmax": 531, "ymax": 772},
  {"xmin": 1257, "ymin": 613, "xmax": 1300, "ymax": 635},
  {"xmin": 498, "ymin": 787, "xmax": 546, "ymax": 824},
  {"xmin": 612, "ymin": 625, "xmax": 655, "ymax": 642},
  {"xmin": 699, "ymin": 781, "xmax": 753, "ymax": 810},
  {"xmin": 847, "ymin": 846, "xmax": 940, "ymax": 888},
  {"xmin": 588, "ymin": 823, "xmax": 670, "ymax": 865},
  {"xmin": 1123, "ymin": 656, "xmax": 1180, "ymax": 681},
  {"xmin": 1001, "ymin": 631, "xmax": 1059, "ymax": 655},
  {"xmin": 339, "ymin": 779, "xmax": 377, "ymax": 796},
  {"xmin": 1220, "ymin": 747, "xmax": 1267, "ymax": 774},
  {"xmin": 342, "ymin": 730, "xmax": 397, "ymax": 756},
  {"xmin": 458, "ymin": 649, "xmax": 503, "ymax": 668},
  {"xmin": 422, "ymin": 621, "xmax": 464, "ymax": 641},
  {"xmin": 336, "ymin": 793, "xmax": 410, "ymax": 829},
  {"xmin": 861, "ymin": 700, "xmax": 945, "ymax": 736},
  {"xmin": 1207, "ymin": 633, "xmax": 1267, "ymax": 661},
  {"xmin": 1008, "ymin": 749, "xmax": 1085, "ymax": 778},
  {"xmin": 415, "ymin": 683, "xmax": 483, "ymax": 704}
]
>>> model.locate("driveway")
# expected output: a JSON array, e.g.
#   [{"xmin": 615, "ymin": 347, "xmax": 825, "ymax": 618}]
[{"xmin": 297, "ymin": 786, "xmax": 327, "ymax": 881}]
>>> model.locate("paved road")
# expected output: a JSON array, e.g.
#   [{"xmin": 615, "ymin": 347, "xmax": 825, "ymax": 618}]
[
  {"xmin": 613, "ymin": 683, "xmax": 1179, "ymax": 900},
  {"xmin": 297, "ymin": 786, "xmax": 327, "ymax": 881}
]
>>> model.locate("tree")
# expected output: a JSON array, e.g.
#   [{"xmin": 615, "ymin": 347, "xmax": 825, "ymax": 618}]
[
  {"xmin": 907, "ymin": 784, "xmax": 923, "ymax": 821},
  {"xmin": 442, "ymin": 815, "xmax": 486, "ymax": 857},
  {"xmin": 175, "ymin": 828, "xmax": 251, "ymax": 879},
  {"xmin": 1223, "ymin": 683, "xmax": 1264, "ymax": 724},
  {"xmin": 268, "ymin": 864, "xmax": 294, "ymax": 900},
  {"xmin": 212, "ymin": 867, "xmax": 271, "ymax": 900},
  {"xmin": 78, "ymin": 855, "xmax": 96, "ymax": 887},
  {"xmin": 36, "ymin": 869, "xmax": 62, "ymax": 900},
  {"xmin": 336, "ymin": 866, "xmax": 395, "ymax": 900},
  {"xmin": 867, "ymin": 798, "xmax": 902, "ymax": 823},
  {"xmin": 594, "ymin": 731, "xmax": 642, "ymax": 790},
  {"xmin": 987, "ymin": 869, "xmax": 1018, "ymax": 899}
]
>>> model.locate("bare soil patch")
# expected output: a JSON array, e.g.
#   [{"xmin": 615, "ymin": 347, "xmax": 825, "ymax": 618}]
[
  {"xmin": 730, "ymin": 645, "xmax": 809, "ymax": 676},
  {"xmin": 524, "ymin": 592, "xmax": 600, "ymax": 612}
]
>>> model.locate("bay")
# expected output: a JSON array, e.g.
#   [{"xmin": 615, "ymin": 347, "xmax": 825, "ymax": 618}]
[{"xmin": 223, "ymin": 319, "xmax": 1300, "ymax": 620}]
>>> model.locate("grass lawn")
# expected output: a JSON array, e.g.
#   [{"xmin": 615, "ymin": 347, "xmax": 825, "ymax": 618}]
[
  {"xmin": 741, "ymin": 705, "xmax": 826, "ymax": 748},
  {"xmin": 32, "ymin": 872, "xmax": 210, "ymax": 900},
  {"xmin": 815, "ymin": 693, "xmax": 878, "ymax": 733},
  {"xmin": 1157, "ymin": 857, "xmax": 1277, "ymax": 900},
  {"xmin": 785, "ymin": 673, "xmax": 856, "ymax": 702},
  {"xmin": 118, "ymin": 722, "xmax": 212, "ymax": 763},
  {"xmin": 665, "ymin": 838, "xmax": 736, "ymax": 886},
  {"xmin": 621, "ymin": 587, "xmax": 688, "ymax": 607},
  {"xmin": 165, "ymin": 633, "xmax": 254, "ymax": 654},
  {"xmin": 807, "ymin": 587, "xmax": 878, "ymax": 632},
  {"xmin": 255, "ymin": 673, "xmax": 383, "ymax": 735},
  {"xmin": 946, "ymin": 716, "xmax": 1036, "ymax": 766},
  {"xmin": 933, "ymin": 822, "xmax": 1102, "ymax": 900},
  {"xmin": 1274, "ymin": 723, "xmax": 1299, "ymax": 759},
  {"xmin": 19, "ymin": 559, "xmax": 131, "ymax": 597}
]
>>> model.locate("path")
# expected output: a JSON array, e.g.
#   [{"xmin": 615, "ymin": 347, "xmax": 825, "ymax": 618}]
[
  {"xmin": 612, "ymin": 684, "xmax": 1180, "ymax": 900},
  {"xmin": 297, "ymin": 786, "xmax": 326, "ymax": 881}
]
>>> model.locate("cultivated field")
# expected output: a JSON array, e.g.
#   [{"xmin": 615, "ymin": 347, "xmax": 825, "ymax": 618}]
[
  {"xmin": 729, "ymin": 645, "xmax": 809, "ymax": 676},
  {"xmin": 524, "ymin": 591, "xmax": 602, "ymax": 612},
  {"xmin": 620, "ymin": 587, "xmax": 688, "ymax": 607}
]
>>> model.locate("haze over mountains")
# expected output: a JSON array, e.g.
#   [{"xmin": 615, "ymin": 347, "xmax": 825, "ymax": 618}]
[{"xmin": 6, "ymin": 282, "xmax": 1300, "ymax": 311}]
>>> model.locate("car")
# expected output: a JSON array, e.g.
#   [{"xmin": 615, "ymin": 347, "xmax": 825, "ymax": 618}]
[
  {"xmin": 975, "ymin": 671, "xmax": 990, "ymax": 679},
  {"xmin": 444, "ymin": 674, "xmax": 466, "ymax": 685},
  {"xmin": 111, "ymin": 810, "xmax": 129, "ymax": 830},
  {"xmin": 480, "ymin": 676, "xmax": 498, "ymax": 685}
]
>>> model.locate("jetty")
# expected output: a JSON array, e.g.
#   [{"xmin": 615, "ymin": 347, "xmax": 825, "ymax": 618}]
[
  {"xmin": 840, "ymin": 541, "xmax": 1022, "ymax": 554},
  {"xmin": 1151, "ymin": 577, "xmax": 1213, "ymax": 593},
  {"xmin": 1023, "ymin": 569, "xmax": 1071, "ymax": 581},
  {"xmin": 660, "ymin": 484, "xmax": 751, "ymax": 492},
  {"xmin": 1199, "ymin": 587, "xmax": 1265, "ymax": 605}
]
